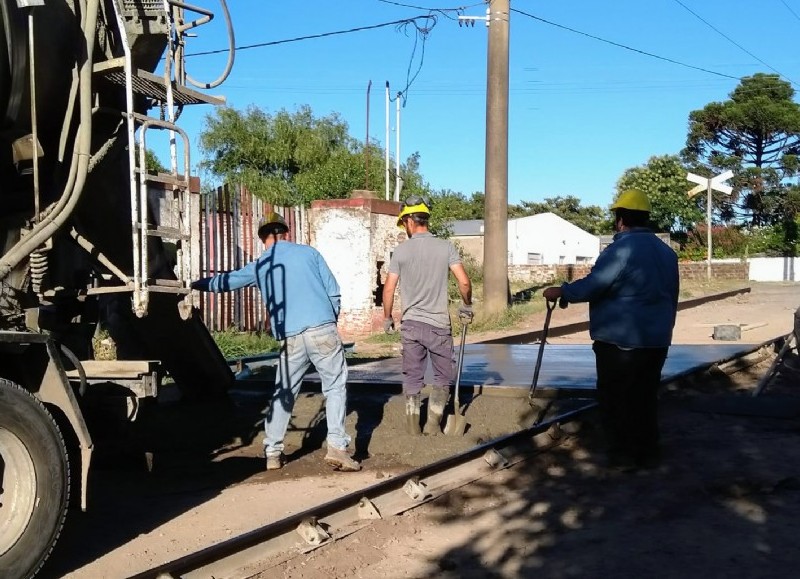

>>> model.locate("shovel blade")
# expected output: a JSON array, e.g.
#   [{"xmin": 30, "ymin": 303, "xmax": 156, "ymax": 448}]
[
  {"xmin": 444, "ymin": 413, "xmax": 468, "ymax": 436},
  {"xmin": 516, "ymin": 399, "xmax": 547, "ymax": 429}
]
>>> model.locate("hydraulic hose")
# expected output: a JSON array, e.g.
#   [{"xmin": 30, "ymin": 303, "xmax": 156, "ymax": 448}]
[
  {"xmin": 59, "ymin": 342, "xmax": 88, "ymax": 397},
  {"xmin": 0, "ymin": 0, "xmax": 99, "ymax": 282},
  {"xmin": 184, "ymin": 0, "xmax": 234, "ymax": 89}
]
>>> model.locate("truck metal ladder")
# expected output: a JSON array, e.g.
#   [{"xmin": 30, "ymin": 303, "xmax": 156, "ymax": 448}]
[{"xmin": 92, "ymin": 0, "xmax": 223, "ymax": 319}]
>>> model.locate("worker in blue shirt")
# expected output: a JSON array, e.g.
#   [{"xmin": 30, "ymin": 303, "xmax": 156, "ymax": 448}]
[
  {"xmin": 544, "ymin": 189, "xmax": 679, "ymax": 471},
  {"xmin": 192, "ymin": 212, "xmax": 360, "ymax": 472}
]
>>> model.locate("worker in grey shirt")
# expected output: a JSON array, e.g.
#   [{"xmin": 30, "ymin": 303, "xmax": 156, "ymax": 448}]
[{"xmin": 383, "ymin": 196, "xmax": 473, "ymax": 435}]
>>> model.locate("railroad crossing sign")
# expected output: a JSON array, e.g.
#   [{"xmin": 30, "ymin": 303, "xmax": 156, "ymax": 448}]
[
  {"xmin": 686, "ymin": 170, "xmax": 734, "ymax": 280},
  {"xmin": 686, "ymin": 170, "xmax": 734, "ymax": 197}
]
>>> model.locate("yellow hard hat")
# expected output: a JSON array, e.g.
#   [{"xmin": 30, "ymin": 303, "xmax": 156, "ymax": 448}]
[
  {"xmin": 258, "ymin": 211, "xmax": 288, "ymax": 236},
  {"xmin": 397, "ymin": 195, "xmax": 431, "ymax": 227},
  {"xmin": 611, "ymin": 189, "xmax": 651, "ymax": 212}
]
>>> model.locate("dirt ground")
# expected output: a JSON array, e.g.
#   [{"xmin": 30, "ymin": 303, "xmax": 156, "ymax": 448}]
[{"xmin": 42, "ymin": 282, "xmax": 800, "ymax": 579}]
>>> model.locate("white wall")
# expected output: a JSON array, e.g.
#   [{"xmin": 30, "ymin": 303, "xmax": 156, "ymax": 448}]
[
  {"xmin": 507, "ymin": 213, "xmax": 599, "ymax": 265},
  {"xmin": 310, "ymin": 208, "xmax": 373, "ymax": 312},
  {"xmin": 308, "ymin": 199, "xmax": 403, "ymax": 336},
  {"xmin": 749, "ymin": 257, "xmax": 800, "ymax": 281}
]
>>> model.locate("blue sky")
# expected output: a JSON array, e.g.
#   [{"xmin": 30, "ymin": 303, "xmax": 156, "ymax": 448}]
[{"xmin": 165, "ymin": 0, "xmax": 800, "ymax": 208}]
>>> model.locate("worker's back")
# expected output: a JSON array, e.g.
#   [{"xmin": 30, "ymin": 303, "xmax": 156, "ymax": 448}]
[{"xmin": 389, "ymin": 232, "xmax": 460, "ymax": 329}]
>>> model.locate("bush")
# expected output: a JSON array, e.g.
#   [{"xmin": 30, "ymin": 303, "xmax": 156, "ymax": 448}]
[
  {"xmin": 212, "ymin": 328, "xmax": 280, "ymax": 359},
  {"xmin": 448, "ymin": 240, "xmax": 482, "ymax": 302},
  {"xmin": 679, "ymin": 225, "xmax": 749, "ymax": 259}
]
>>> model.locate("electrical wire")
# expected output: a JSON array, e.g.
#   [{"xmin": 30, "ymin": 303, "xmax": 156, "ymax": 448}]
[
  {"xmin": 186, "ymin": 12, "xmax": 438, "ymax": 105},
  {"xmin": 780, "ymin": 0, "xmax": 800, "ymax": 22},
  {"xmin": 511, "ymin": 7, "xmax": 740, "ymax": 81},
  {"xmin": 376, "ymin": 0, "xmax": 484, "ymax": 19},
  {"xmin": 671, "ymin": 0, "xmax": 799, "ymax": 87},
  {"xmin": 186, "ymin": 15, "xmax": 435, "ymax": 57}
]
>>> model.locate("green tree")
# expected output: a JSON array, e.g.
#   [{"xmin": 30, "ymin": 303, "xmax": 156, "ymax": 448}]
[
  {"xmin": 616, "ymin": 155, "xmax": 704, "ymax": 233},
  {"xmin": 683, "ymin": 73, "xmax": 800, "ymax": 225},
  {"xmin": 199, "ymin": 104, "xmax": 385, "ymax": 205},
  {"xmin": 425, "ymin": 189, "xmax": 484, "ymax": 236},
  {"xmin": 134, "ymin": 146, "xmax": 167, "ymax": 173},
  {"xmin": 509, "ymin": 195, "xmax": 611, "ymax": 234}
]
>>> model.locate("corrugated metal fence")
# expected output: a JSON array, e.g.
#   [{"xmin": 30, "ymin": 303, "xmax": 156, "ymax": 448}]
[{"xmin": 197, "ymin": 184, "xmax": 305, "ymax": 332}]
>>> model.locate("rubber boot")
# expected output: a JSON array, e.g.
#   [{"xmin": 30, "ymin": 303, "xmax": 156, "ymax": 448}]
[
  {"xmin": 423, "ymin": 387, "xmax": 448, "ymax": 435},
  {"xmin": 405, "ymin": 394, "xmax": 422, "ymax": 435}
]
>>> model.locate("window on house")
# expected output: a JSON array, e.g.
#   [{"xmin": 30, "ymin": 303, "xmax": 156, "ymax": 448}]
[
  {"xmin": 576, "ymin": 256, "xmax": 592, "ymax": 264},
  {"xmin": 527, "ymin": 253, "xmax": 542, "ymax": 265},
  {"xmin": 559, "ymin": 256, "xmax": 566, "ymax": 264}
]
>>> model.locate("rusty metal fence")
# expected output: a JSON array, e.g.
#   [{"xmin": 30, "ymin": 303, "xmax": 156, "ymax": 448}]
[{"xmin": 197, "ymin": 184, "xmax": 305, "ymax": 332}]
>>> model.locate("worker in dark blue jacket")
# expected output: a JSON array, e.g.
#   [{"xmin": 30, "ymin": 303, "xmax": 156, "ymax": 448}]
[{"xmin": 544, "ymin": 189, "xmax": 679, "ymax": 470}]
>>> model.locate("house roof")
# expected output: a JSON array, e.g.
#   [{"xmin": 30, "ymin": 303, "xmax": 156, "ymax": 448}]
[
  {"xmin": 449, "ymin": 213, "xmax": 598, "ymax": 239},
  {"xmin": 449, "ymin": 219, "xmax": 485, "ymax": 236},
  {"xmin": 509, "ymin": 212, "xmax": 595, "ymax": 237}
]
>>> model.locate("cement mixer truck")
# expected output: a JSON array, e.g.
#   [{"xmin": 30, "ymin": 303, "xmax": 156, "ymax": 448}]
[{"xmin": 0, "ymin": 1, "xmax": 234, "ymax": 577}]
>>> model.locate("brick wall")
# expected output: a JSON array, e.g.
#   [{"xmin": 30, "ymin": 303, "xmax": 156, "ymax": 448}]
[
  {"xmin": 508, "ymin": 261, "xmax": 749, "ymax": 285},
  {"xmin": 507, "ymin": 264, "xmax": 593, "ymax": 284},
  {"xmin": 309, "ymin": 196, "xmax": 403, "ymax": 338},
  {"xmin": 678, "ymin": 261, "xmax": 749, "ymax": 281}
]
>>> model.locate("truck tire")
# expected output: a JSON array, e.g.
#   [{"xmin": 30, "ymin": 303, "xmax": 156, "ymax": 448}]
[{"xmin": 0, "ymin": 378, "xmax": 70, "ymax": 579}]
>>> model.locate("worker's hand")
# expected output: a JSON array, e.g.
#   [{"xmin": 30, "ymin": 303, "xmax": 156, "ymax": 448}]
[
  {"xmin": 458, "ymin": 304, "xmax": 474, "ymax": 324},
  {"xmin": 190, "ymin": 278, "xmax": 210, "ymax": 291},
  {"xmin": 383, "ymin": 317, "xmax": 395, "ymax": 334},
  {"xmin": 542, "ymin": 286, "xmax": 562, "ymax": 302}
]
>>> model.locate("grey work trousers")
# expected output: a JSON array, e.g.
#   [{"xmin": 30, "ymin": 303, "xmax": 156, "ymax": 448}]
[{"xmin": 400, "ymin": 319, "xmax": 454, "ymax": 396}]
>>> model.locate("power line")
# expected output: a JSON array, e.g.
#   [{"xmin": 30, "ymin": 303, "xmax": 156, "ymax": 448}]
[
  {"xmin": 186, "ymin": 12, "xmax": 438, "ymax": 106},
  {"xmin": 376, "ymin": 0, "xmax": 484, "ymax": 19},
  {"xmin": 672, "ymin": 0, "xmax": 799, "ymax": 87},
  {"xmin": 511, "ymin": 8, "xmax": 740, "ymax": 81},
  {"xmin": 186, "ymin": 16, "xmax": 435, "ymax": 57},
  {"xmin": 779, "ymin": 0, "xmax": 800, "ymax": 22}
]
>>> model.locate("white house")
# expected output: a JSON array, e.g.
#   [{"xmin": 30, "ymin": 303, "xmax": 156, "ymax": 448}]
[{"xmin": 507, "ymin": 213, "xmax": 599, "ymax": 265}]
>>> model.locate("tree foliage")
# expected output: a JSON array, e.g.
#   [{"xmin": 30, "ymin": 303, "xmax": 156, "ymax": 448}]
[
  {"xmin": 199, "ymin": 105, "xmax": 390, "ymax": 205},
  {"xmin": 683, "ymin": 73, "xmax": 800, "ymax": 225},
  {"xmin": 616, "ymin": 155, "xmax": 704, "ymax": 233},
  {"xmin": 429, "ymin": 190, "xmax": 484, "ymax": 219}
]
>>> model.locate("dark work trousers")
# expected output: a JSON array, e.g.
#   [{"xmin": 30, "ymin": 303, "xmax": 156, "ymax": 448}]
[
  {"xmin": 592, "ymin": 340, "xmax": 669, "ymax": 463},
  {"xmin": 400, "ymin": 320, "xmax": 454, "ymax": 396}
]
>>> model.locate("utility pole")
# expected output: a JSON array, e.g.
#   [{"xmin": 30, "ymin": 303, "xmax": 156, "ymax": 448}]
[
  {"xmin": 395, "ymin": 92, "xmax": 402, "ymax": 201},
  {"xmin": 385, "ymin": 81, "xmax": 390, "ymax": 200},
  {"xmin": 483, "ymin": 0, "xmax": 510, "ymax": 316},
  {"xmin": 365, "ymin": 80, "xmax": 371, "ymax": 191}
]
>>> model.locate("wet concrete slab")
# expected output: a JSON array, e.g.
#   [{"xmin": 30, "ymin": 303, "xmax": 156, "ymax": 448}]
[{"xmin": 305, "ymin": 343, "xmax": 766, "ymax": 396}]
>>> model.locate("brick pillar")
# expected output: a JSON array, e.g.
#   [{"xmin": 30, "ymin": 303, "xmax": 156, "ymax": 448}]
[{"xmin": 308, "ymin": 197, "xmax": 403, "ymax": 338}]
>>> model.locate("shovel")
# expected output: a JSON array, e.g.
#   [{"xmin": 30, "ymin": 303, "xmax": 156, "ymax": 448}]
[
  {"xmin": 517, "ymin": 298, "xmax": 560, "ymax": 428},
  {"xmin": 444, "ymin": 318, "xmax": 470, "ymax": 436}
]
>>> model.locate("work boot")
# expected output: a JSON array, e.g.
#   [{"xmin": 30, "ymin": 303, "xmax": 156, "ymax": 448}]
[
  {"xmin": 324, "ymin": 447, "xmax": 361, "ymax": 472},
  {"xmin": 265, "ymin": 452, "xmax": 284, "ymax": 471},
  {"xmin": 405, "ymin": 393, "xmax": 422, "ymax": 435},
  {"xmin": 423, "ymin": 387, "xmax": 449, "ymax": 436}
]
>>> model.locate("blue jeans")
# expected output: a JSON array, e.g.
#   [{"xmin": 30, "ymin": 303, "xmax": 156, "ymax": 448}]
[
  {"xmin": 264, "ymin": 322, "xmax": 351, "ymax": 456},
  {"xmin": 400, "ymin": 320, "xmax": 454, "ymax": 396}
]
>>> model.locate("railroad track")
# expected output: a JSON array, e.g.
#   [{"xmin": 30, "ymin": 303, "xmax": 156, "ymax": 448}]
[
  {"xmin": 127, "ymin": 401, "xmax": 597, "ymax": 579},
  {"xmin": 127, "ymin": 333, "xmax": 780, "ymax": 579}
]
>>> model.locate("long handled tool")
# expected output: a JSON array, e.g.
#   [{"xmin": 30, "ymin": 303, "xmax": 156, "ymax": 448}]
[
  {"xmin": 444, "ymin": 318, "xmax": 469, "ymax": 436},
  {"xmin": 517, "ymin": 298, "xmax": 558, "ymax": 428}
]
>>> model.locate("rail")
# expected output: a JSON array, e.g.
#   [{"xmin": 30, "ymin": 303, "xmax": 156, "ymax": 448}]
[{"xmin": 127, "ymin": 401, "xmax": 597, "ymax": 578}]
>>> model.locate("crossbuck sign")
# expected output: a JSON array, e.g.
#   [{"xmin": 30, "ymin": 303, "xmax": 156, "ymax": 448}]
[{"xmin": 686, "ymin": 170, "xmax": 734, "ymax": 280}]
